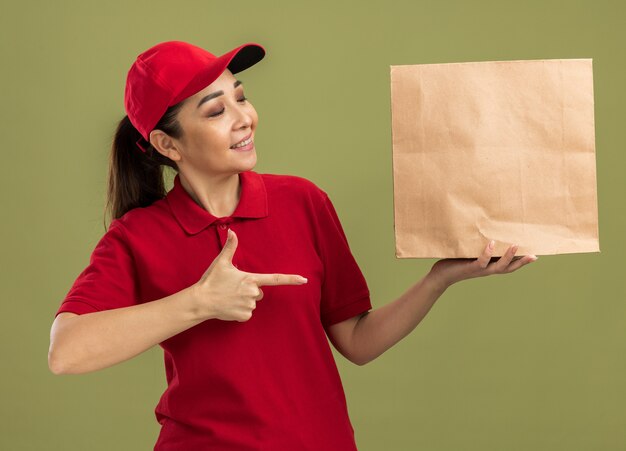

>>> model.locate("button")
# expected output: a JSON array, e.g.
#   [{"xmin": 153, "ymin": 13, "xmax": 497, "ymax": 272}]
[{"xmin": 219, "ymin": 224, "xmax": 227, "ymax": 229}]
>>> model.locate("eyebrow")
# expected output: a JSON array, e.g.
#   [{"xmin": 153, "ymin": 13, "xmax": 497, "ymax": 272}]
[{"xmin": 196, "ymin": 80, "xmax": 243, "ymax": 109}]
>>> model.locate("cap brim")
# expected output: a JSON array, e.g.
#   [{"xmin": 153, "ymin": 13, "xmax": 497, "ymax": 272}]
[
  {"xmin": 223, "ymin": 43, "xmax": 265, "ymax": 74},
  {"xmin": 170, "ymin": 42, "xmax": 265, "ymax": 106}
]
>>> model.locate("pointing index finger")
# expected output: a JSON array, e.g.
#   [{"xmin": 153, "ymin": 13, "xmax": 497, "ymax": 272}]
[{"xmin": 250, "ymin": 273, "xmax": 308, "ymax": 286}]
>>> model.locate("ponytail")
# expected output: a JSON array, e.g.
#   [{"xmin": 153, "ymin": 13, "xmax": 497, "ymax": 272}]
[{"xmin": 104, "ymin": 101, "xmax": 185, "ymax": 230}]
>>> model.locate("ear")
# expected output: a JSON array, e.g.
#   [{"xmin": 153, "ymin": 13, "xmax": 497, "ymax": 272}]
[{"xmin": 149, "ymin": 129, "xmax": 182, "ymax": 162}]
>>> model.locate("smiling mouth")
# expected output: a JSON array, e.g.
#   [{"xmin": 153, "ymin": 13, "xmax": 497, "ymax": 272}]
[
  {"xmin": 231, "ymin": 137, "xmax": 253, "ymax": 149},
  {"xmin": 230, "ymin": 133, "xmax": 253, "ymax": 149}
]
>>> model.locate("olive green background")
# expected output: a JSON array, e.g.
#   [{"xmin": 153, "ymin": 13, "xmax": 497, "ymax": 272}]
[{"xmin": 1, "ymin": 0, "xmax": 624, "ymax": 449}]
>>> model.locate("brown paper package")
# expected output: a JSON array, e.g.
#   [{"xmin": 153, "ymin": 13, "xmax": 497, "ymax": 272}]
[{"xmin": 390, "ymin": 58, "xmax": 600, "ymax": 258}]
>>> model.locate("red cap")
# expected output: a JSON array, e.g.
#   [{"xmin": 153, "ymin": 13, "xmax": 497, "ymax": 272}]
[{"xmin": 124, "ymin": 40, "xmax": 265, "ymax": 152}]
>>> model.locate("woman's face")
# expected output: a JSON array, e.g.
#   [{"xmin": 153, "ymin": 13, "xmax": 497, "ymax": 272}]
[{"xmin": 154, "ymin": 69, "xmax": 258, "ymax": 176}]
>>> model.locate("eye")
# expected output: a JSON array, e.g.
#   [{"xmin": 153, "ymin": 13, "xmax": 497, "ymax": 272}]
[
  {"xmin": 209, "ymin": 108, "xmax": 225, "ymax": 118},
  {"xmin": 207, "ymin": 97, "xmax": 248, "ymax": 118}
]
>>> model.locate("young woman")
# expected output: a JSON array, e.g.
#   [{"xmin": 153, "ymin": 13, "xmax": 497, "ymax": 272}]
[{"xmin": 48, "ymin": 40, "xmax": 537, "ymax": 450}]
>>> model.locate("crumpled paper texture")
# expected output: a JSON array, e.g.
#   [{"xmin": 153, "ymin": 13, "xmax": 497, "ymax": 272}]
[{"xmin": 390, "ymin": 59, "xmax": 599, "ymax": 258}]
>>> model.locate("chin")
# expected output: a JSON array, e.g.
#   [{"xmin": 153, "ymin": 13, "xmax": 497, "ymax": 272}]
[{"xmin": 236, "ymin": 153, "xmax": 257, "ymax": 172}]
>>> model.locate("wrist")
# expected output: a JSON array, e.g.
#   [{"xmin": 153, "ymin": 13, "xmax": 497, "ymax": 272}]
[
  {"xmin": 425, "ymin": 269, "xmax": 452, "ymax": 293},
  {"xmin": 184, "ymin": 284, "xmax": 214, "ymax": 322}
]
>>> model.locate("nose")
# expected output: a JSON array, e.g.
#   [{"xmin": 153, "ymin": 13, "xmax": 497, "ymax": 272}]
[{"xmin": 233, "ymin": 102, "xmax": 253, "ymax": 130}]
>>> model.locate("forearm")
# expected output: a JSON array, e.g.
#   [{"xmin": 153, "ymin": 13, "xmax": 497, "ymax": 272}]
[
  {"xmin": 49, "ymin": 287, "xmax": 205, "ymax": 375},
  {"xmin": 351, "ymin": 272, "xmax": 448, "ymax": 366}
]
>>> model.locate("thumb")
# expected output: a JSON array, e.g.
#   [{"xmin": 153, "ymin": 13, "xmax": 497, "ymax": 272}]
[{"xmin": 216, "ymin": 228, "xmax": 238, "ymax": 265}]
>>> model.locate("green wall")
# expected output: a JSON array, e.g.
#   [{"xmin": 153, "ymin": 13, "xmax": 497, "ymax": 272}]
[{"xmin": 2, "ymin": 0, "xmax": 623, "ymax": 449}]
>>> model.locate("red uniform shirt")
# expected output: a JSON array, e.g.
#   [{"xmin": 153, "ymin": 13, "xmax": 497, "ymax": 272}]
[{"xmin": 55, "ymin": 170, "xmax": 372, "ymax": 450}]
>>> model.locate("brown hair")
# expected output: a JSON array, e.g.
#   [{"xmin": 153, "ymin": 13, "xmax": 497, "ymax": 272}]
[{"xmin": 103, "ymin": 101, "xmax": 186, "ymax": 230}]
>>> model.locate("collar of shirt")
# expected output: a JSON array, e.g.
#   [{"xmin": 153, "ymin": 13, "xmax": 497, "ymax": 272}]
[{"xmin": 166, "ymin": 170, "xmax": 269, "ymax": 235}]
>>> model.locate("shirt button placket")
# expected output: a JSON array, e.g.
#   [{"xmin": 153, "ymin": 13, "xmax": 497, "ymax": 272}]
[{"xmin": 215, "ymin": 220, "xmax": 232, "ymax": 248}]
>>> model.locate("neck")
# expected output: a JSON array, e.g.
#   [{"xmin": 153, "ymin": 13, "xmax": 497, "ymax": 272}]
[{"xmin": 179, "ymin": 171, "xmax": 242, "ymax": 218}]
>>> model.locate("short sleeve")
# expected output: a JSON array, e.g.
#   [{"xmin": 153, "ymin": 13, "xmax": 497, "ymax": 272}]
[
  {"xmin": 54, "ymin": 219, "xmax": 139, "ymax": 318},
  {"xmin": 314, "ymin": 191, "xmax": 372, "ymax": 328}
]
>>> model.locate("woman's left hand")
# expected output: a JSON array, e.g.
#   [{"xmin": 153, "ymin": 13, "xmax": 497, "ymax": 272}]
[{"xmin": 428, "ymin": 241, "xmax": 538, "ymax": 290}]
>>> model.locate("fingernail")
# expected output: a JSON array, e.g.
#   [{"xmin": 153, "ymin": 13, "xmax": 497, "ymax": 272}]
[
  {"xmin": 489, "ymin": 240, "xmax": 495, "ymax": 250},
  {"xmin": 298, "ymin": 276, "xmax": 308, "ymax": 283}
]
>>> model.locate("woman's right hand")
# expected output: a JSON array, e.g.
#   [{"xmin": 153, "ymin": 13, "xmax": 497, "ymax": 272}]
[{"xmin": 190, "ymin": 228, "xmax": 308, "ymax": 322}]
